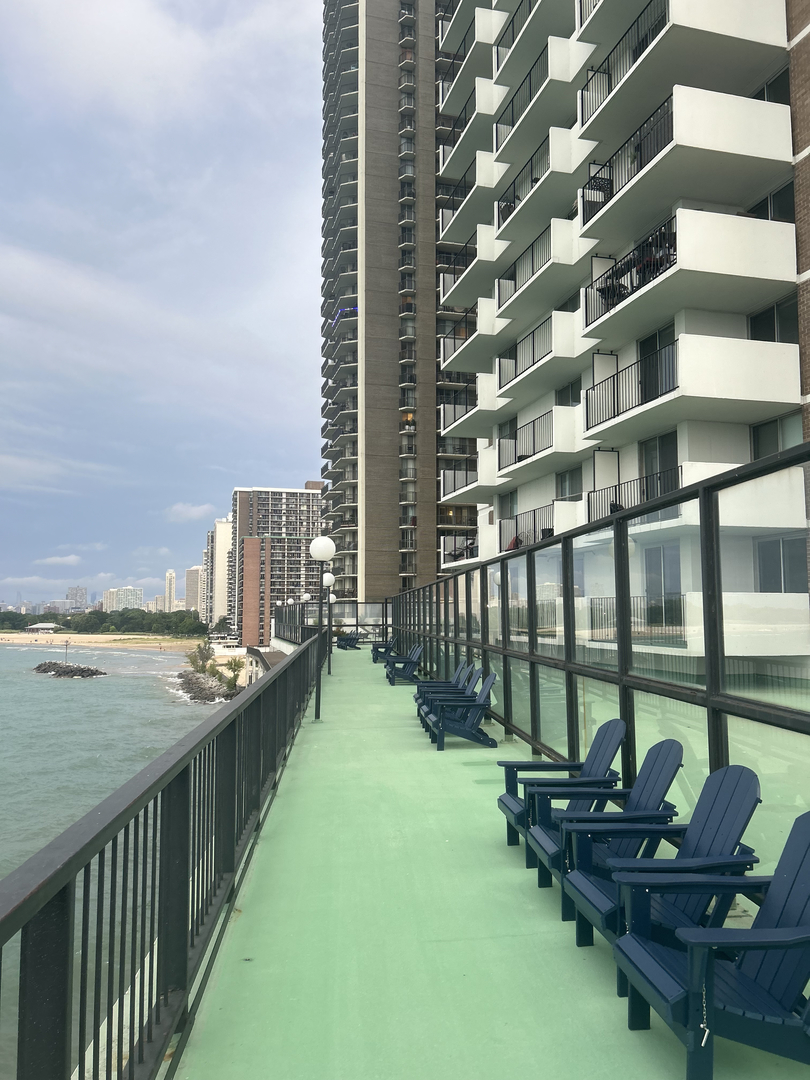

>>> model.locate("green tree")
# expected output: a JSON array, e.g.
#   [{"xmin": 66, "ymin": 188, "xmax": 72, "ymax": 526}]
[
  {"xmin": 186, "ymin": 642, "xmax": 215, "ymax": 673},
  {"xmin": 212, "ymin": 616, "xmax": 231, "ymax": 635},
  {"xmin": 223, "ymin": 656, "xmax": 245, "ymax": 693}
]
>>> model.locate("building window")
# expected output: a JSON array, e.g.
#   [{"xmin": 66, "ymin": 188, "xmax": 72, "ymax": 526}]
[
  {"xmin": 638, "ymin": 321, "xmax": 675, "ymax": 360},
  {"xmin": 498, "ymin": 491, "xmax": 517, "ymax": 519},
  {"xmin": 555, "ymin": 377, "xmax": 582, "ymax": 407},
  {"xmin": 751, "ymin": 412, "xmax": 803, "ymax": 459},
  {"xmin": 753, "ymin": 68, "xmax": 790, "ymax": 105},
  {"xmin": 756, "ymin": 536, "xmax": 808, "ymax": 593},
  {"xmin": 644, "ymin": 542, "xmax": 681, "ymax": 600},
  {"xmin": 749, "ymin": 181, "xmax": 794, "ymax": 224},
  {"xmin": 498, "ymin": 417, "xmax": 517, "ymax": 440},
  {"xmin": 556, "ymin": 466, "xmax": 582, "ymax": 500},
  {"xmin": 749, "ymin": 295, "xmax": 799, "ymax": 344},
  {"xmin": 639, "ymin": 430, "xmax": 677, "ymax": 478}
]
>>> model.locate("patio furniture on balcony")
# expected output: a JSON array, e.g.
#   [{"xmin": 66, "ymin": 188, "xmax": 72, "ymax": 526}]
[
  {"xmin": 424, "ymin": 673, "xmax": 498, "ymax": 751},
  {"xmin": 385, "ymin": 644, "xmax": 423, "ymax": 684}
]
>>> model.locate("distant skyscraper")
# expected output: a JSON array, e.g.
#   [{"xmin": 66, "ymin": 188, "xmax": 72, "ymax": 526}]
[
  {"xmin": 203, "ymin": 515, "xmax": 232, "ymax": 627},
  {"xmin": 165, "ymin": 570, "xmax": 175, "ymax": 613},
  {"xmin": 66, "ymin": 586, "xmax": 88, "ymax": 609},
  {"xmin": 101, "ymin": 587, "xmax": 143, "ymax": 612},
  {"xmin": 184, "ymin": 566, "xmax": 202, "ymax": 612}
]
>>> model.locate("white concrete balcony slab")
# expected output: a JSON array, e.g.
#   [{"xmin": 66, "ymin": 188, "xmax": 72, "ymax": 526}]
[
  {"xmin": 496, "ymin": 218, "xmax": 598, "ymax": 340},
  {"xmin": 439, "ymin": 152, "xmax": 508, "ymax": 242},
  {"xmin": 439, "ymin": 297, "xmax": 511, "ymax": 373},
  {"xmin": 579, "ymin": 0, "xmax": 788, "ymax": 148},
  {"xmin": 441, "ymin": 10, "xmax": 508, "ymax": 116},
  {"xmin": 441, "ymin": 444, "xmax": 509, "ymax": 504},
  {"xmin": 494, "ymin": 0, "xmax": 576, "ymax": 89},
  {"xmin": 584, "ymin": 334, "xmax": 800, "ymax": 445},
  {"xmin": 494, "ymin": 38, "xmax": 595, "ymax": 168},
  {"xmin": 583, "ymin": 209, "xmax": 797, "ymax": 350},
  {"xmin": 438, "ymin": 80, "xmax": 509, "ymax": 180},
  {"xmin": 497, "ymin": 404, "xmax": 596, "ymax": 483},
  {"xmin": 441, "ymin": 373, "xmax": 510, "ymax": 438},
  {"xmin": 441, "ymin": 225, "xmax": 513, "ymax": 308},
  {"xmin": 495, "ymin": 126, "xmax": 596, "ymax": 242},
  {"xmin": 439, "ymin": 0, "xmax": 482, "ymax": 53},
  {"xmin": 580, "ymin": 88, "xmax": 793, "ymax": 248}
]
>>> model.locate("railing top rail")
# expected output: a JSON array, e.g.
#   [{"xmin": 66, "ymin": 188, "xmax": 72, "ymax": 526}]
[
  {"xmin": 502, "ymin": 222, "xmax": 551, "ymax": 281},
  {"xmin": 586, "ymin": 340, "xmax": 677, "ymax": 397},
  {"xmin": 590, "ymin": 214, "xmax": 676, "ymax": 290},
  {"xmin": 0, "ymin": 637, "xmax": 317, "ymax": 947}
]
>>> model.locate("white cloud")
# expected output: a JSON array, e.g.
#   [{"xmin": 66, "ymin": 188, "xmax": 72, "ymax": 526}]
[
  {"xmin": 0, "ymin": 451, "xmax": 118, "ymax": 494},
  {"xmin": 165, "ymin": 502, "xmax": 215, "ymax": 523},
  {"xmin": 34, "ymin": 554, "xmax": 82, "ymax": 566}
]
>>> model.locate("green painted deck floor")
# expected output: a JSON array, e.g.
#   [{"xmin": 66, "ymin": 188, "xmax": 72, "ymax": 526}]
[{"xmin": 178, "ymin": 650, "xmax": 806, "ymax": 1080}]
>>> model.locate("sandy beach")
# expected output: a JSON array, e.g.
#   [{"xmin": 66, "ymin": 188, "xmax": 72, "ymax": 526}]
[{"xmin": 0, "ymin": 632, "xmax": 194, "ymax": 653}]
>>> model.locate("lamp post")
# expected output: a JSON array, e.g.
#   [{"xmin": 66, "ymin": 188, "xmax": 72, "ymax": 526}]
[
  {"xmin": 309, "ymin": 536, "xmax": 336, "ymax": 720},
  {"xmin": 322, "ymin": 574, "xmax": 336, "ymax": 673}
]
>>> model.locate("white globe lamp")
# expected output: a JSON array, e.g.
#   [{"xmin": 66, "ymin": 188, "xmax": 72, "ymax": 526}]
[{"xmin": 322, "ymin": 572, "xmax": 336, "ymax": 588}]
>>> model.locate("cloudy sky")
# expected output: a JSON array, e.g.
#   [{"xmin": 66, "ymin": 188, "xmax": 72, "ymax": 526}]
[{"xmin": 0, "ymin": 0, "xmax": 322, "ymax": 603}]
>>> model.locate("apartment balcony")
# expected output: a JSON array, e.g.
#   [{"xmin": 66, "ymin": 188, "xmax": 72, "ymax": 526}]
[
  {"xmin": 580, "ymin": 87, "xmax": 793, "ymax": 248},
  {"xmin": 438, "ymin": 0, "xmax": 478, "ymax": 52},
  {"xmin": 583, "ymin": 335, "xmax": 800, "ymax": 444},
  {"xmin": 496, "ymin": 310, "xmax": 599, "ymax": 412},
  {"xmin": 438, "ymin": 80, "xmax": 509, "ymax": 180},
  {"xmin": 579, "ymin": 0, "xmax": 788, "ymax": 146},
  {"xmin": 494, "ymin": 0, "xmax": 574, "ymax": 84},
  {"xmin": 498, "ymin": 497, "xmax": 585, "ymax": 550},
  {"xmin": 441, "ymin": 10, "xmax": 508, "ymax": 116},
  {"xmin": 583, "ymin": 209, "xmax": 797, "ymax": 349},
  {"xmin": 497, "ymin": 404, "xmax": 594, "ymax": 483},
  {"xmin": 440, "ymin": 530, "xmax": 480, "ymax": 567},
  {"xmin": 588, "ymin": 465, "xmax": 682, "ymax": 521},
  {"xmin": 441, "ymin": 373, "xmax": 509, "ymax": 439},
  {"xmin": 439, "ymin": 153, "xmax": 509, "ymax": 243},
  {"xmin": 495, "ymin": 127, "xmax": 595, "ymax": 241},
  {"xmin": 441, "ymin": 444, "xmax": 506, "ymax": 503},
  {"xmin": 441, "ymin": 225, "xmax": 513, "ymax": 308},
  {"xmin": 439, "ymin": 298, "xmax": 510, "ymax": 373},
  {"xmin": 496, "ymin": 219, "xmax": 597, "ymax": 341}
]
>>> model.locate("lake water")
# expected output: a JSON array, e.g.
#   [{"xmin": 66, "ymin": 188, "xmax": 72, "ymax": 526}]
[{"xmin": 0, "ymin": 643, "xmax": 217, "ymax": 881}]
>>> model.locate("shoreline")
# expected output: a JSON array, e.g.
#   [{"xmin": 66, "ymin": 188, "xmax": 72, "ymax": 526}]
[{"xmin": 0, "ymin": 633, "xmax": 194, "ymax": 654}]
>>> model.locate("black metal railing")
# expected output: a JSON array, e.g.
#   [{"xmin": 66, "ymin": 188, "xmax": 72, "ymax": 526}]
[
  {"xmin": 440, "ymin": 88, "xmax": 475, "ymax": 156},
  {"xmin": 439, "ymin": 161, "xmax": 476, "ymax": 231},
  {"xmin": 495, "ymin": 47, "xmax": 548, "ymax": 149},
  {"xmin": 499, "ymin": 503, "xmax": 554, "ymax": 550},
  {"xmin": 441, "ymin": 385, "xmax": 477, "ymax": 429},
  {"xmin": 580, "ymin": 0, "xmax": 668, "ymax": 123},
  {"xmin": 498, "ymin": 316, "xmax": 552, "ymax": 387},
  {"xmin": 498, "ymin": 410, "xmax": 553, "ymax": 469},
  {"xmin": 441, "ymin": 532, "xmax": 479, "ymax": 563},
  {"xmin": 588, "ymin": 466, "xmax": 682, "ymax": 520},
  {"xmin": 495, "ymin": 0, "xmax": 538, "ymax": 68},
  {"xmin": 589, "ymin": 594, "xmax": 686, "ymax": 645},
  {"xmin": 580, "ymin": 0, "xmax": 601, "ymax": 23},
  {"xmin": 439, "ymin": 305, "xmax": 477, "ymax": 361},
  {"xmin": 582, "ymin": 97, "xmax": 673, "ymax": 223},
  {"xmin": 445, "ymin": 17, "xmax": 476, "ymax": 88},
  {"xmin": 442, "ymin": 234, "xmax": 477, "ymax": 286},
  {"xmin": 0, "ymin": 642, "xmax": 319, "ymax": 1080},
  {"xmin": 442, "ymin": 455, "xmax": 478, "ymax": 496},
  {"xmin": 585, "ymin": 216, "xmax": 676, "ymax": 325},
  {"xmin": 497, "ymin": 137, "xmax": 550, "ymax": 227},
  {"xmin": 585, "ymin": 342, "xmax": 678, "ymax": 428},
  {"xmin": 497, "ymin": 225, "xmax": 551, "ymax": 306},
  {"xmin": 276, "ymin": 600, "xmax": 389, "ymax": 643}
]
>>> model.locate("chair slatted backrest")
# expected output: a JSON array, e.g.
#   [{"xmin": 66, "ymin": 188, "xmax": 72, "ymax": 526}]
[
  {"xmin": 462, "ymin": 673, "xmax": 497, "ymax": 730},
  {"xmin": 553, "ymin": 718, "xmax": 626, "ymax": 814},
  {"xmin": 738, "ymin": 811, "xmax": 810, "ymax": 1012},
  {"xmin": 464, "ymin": 667, "xmax": 483, "ymax": 695},
  {"xmin": 673, "ymin": 765, "xmax": 761, "ymax": 924},
  {"xmin": 599, "ymin": 739, "xmax": 683, "ymax": 860},
  {"xmin": 450, "ymin": 661, "xmax": 467, "ymax": 684}
]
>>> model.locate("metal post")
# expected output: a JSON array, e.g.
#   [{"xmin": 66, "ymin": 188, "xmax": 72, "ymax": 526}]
[
  {"xmin": 159, "ymin": 767, "xmax": 190, "ymax": 1001},
  {"xmin": 314, "ymin": 586, "xmax": 324, "ymax": 721},
  {"xmin": 327, "ymin": 596, "xmax": 332, "ymax": 675}
]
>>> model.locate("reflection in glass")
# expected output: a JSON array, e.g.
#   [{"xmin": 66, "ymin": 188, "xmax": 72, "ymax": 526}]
[
  {"xmin": 487, "ymin": 565, "xmax": 502, "ymax": 646},
  {"xmin": 486, "ymin": 651, "xmax": 504, "ymax": 716},
  {"xmin": 447, "ymin": 576, "xmax": 456, "ymax": 638},
  {"xmin": 457, "ymin": 574, "xmax": 468, "ymax": 637},
  {"xmin": 576, "ymin": 677, "xmax": 619, "ymax": 758},
  {"xmin": 533, "ymin": 545, "xmax": 564, "ymax": 658},
  {"xmin": 537, "ymin": 664, "xmax": 567, "ymax": 754},
  {"xmin": 633, "ymin": 691, "xmax": 707, "ymax": 819},
  {"xmin": 573, "ymin": 529, "xmax": 616, "ymax": 669},
  {"xmin": 437, "ymin": 581, "xmax": 446, "ymax": 637},
  {"xmin": 507, "ymin": 556, "xmax": 529, "ymax": 652},
  {"xmin": 510, "ymin": 657, "xmax": 532, "ymax": 737},
  {"xmin": 469, "ymin": 569, "xmax": 481, "ymax": 640},
  {"xmin": 718, "ymin": 466, "xmax": 810, "ymax": 710},
  {"xmin": 629, "ymin": 497, "xmax": 703, "ymax": 687},
  {"xmin": 727, "ymin": 713, "xmax": 810, "ymax": 873}
]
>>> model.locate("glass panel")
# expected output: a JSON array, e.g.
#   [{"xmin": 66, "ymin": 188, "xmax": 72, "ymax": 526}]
[
  {"xmin": 447, "ymin": 576, "xmax": 456, "ymax": 637},
  {"xmin": 486, "ymin": 651, "xmax": 505, "ymax": 717},
  {"xmin": 718, "ymin": 466, "xmax": 810, "ymax": 710},
  {"xmin": 510, "ymin": 657, "xmax": 532, "ymax": 736},
  {"xmin": 632, "ymin": 691, "xmax": 708, "ymax": 820},
  {"xmin": 457, "ymin": 574, "xmax": 468, "ymax": 637},
  {"xmin": 534, "ymin": 544, "xmax": 564, "ymax": 658},
  {"xmin": 536, "ymin": 664, "xmax": 567, "ymax": 754},
  {"xmin": 629, "ymin": 497, "xmax": 703, "ymax": 688},
  {"xmin": 727, "ymin": 714, "xmax": 810, "ymax": 873},
  {"xmin": 469, "ymin": 568, "xmax": 481, "ymax": 640},
  {"xmin": 573, "ymin": 528, "xmax": 616, "ymax": 669},
  {"xmin": 506, "ymin": 555, "xmax": 529, "ymax": 652},
  {"xmin": 487, "ymin": 564, "xmax": 503, "ymax": 646},
  {"xmin": 576, "ymin": 676, "xmax": 620, "ymax": 761}
]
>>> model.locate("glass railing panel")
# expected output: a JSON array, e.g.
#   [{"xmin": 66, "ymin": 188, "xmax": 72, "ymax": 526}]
[
  {"xmin": 577, "ymin": 677, "xmax": 620, "ymax": 753},
  {"xmin": 458, "ymin": 573, "xmax": 468, "ymax": 635},
  {"xmin": 469, "ymin": 568, "xmax": 481, "ymax": 639},
  {"xmin": 537, "ymin": 664, "xmax": 568, "ymax": 754},
  {"xmin": 509, "ymin": 656, "xmax": 533, "ymax": 736},
  {"xmin": 534, "ymin": 544, "xmax": 564, "ymax": 658},
  {"xmin": 486, "ymin": 651, "xmax": 505, "ymax": 717},
  {"xmin": 487, "ymin": 564, "xmax": 502, "ymax": 646},
  {"xmin": 574, "ymin": 527, "xmax": 616, "ymax": 669},
  {"xmin": 506, "ymin": 553, "xmax": 529, "ymax": 652},
  {"xmin": 633, "ymin": 691, "xmax": 708, "ymax": 819}
]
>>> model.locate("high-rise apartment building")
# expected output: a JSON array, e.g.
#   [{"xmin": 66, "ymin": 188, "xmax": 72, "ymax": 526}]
[
  {"xmin": 184, "ymin": 566, "xmax": 203, "ymax": 613},
  {"xmin": 203, "ymin": 514, "xmax": 232, "ymax": 627},
  {"xmin": 229, "ymin": 485, "xmax": 323, "ymax": 647},
  {"xmin": 102, "ymin": 586, "xmax": 144, "ymax": 612},
  {"xmin": 164, "ymin": 570, "xmax": 176, "ymax": 614},
  {"xmin": 66, "ymin": 586, "xmax": 88, "ymax": 610},
  {"xmin": 320, "ymin": 0, "xmax": 478, "ymax": 601},
  {"xmin": 430, "ymin": 0, "xmax": 805, "ymax": 574}
]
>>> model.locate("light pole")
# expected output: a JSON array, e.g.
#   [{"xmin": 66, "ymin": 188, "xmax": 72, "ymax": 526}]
[
  {"xmin": 322, "ymin": 574, "xmax": 335, "ymax": 673},
  {"xmin": 309, "ymin": 536, "xmax": 336, "ymax": 720}
]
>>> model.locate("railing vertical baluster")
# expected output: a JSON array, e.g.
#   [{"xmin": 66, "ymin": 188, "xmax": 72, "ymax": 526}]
[
  {"xmin": 138, "ymin": 804, "xmax": 149, "ymax": 1063},
  {"xmin": 158, "ymin": 769, "xmax": 190, "ymax": 1014},
  {"xmin": 117, "ymin": 824, "xmax": 129, "ymax": 1079},
  {"xmin": 216, "ymin": 723, "xmax": 238, "ymax": 881},
  {"xmin": 149, "ymin": 796, "xmax": 159, "ymax": 1030},
  {"xmin": 78, "ymin": 863, "xmax": 91, "ymax": 1080},
  {"xmin": 106, "ymin": 835, "xmax": 117, "ymax": 1080},
  {"xmin": 128, "ymin": 816, "xmax": 139, "ymax": 1079},
  {"xmin": 93, "ymin": 848, "xmax": 105, "ymax": 1080}
]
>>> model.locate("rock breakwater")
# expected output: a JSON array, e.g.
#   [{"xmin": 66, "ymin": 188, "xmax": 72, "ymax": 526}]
[
  {"xmin": 34, "ymin": 661, "xmax": 107, "ymax": 678},
  {"xmin": 176, "ymin": 670, "xmax": 238, "ymax": 703}
]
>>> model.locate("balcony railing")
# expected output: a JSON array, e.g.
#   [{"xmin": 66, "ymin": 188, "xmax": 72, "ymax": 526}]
[
  {"xmin": 442, "ymin": 234, "xmax": 477, "ymax": 288},
  {"xmin": 439, "ymin": 305, "xmax": 477, "ymax": 361},
  {"xmin": 440, "ymin": 88, "xmax": 475, "ymax": 155},
  {"xmin": 495, "ymin": 0, "xmax": 538, "ymax": 69},
  {"xmin": 582, "ymin": 97, "xmax": 673, "ymax": 223},
  {"xmin": 439, "ymin": 161, "xmax": 475, "ymax": 232},
  {"xmin": 580, "ymin": 0, "xmax": 668, "ymax": 123},
  {"xmin": 589, "ymin": 593, "xmax": 686, "ymax": 646},
  {"xmin": 442, "ymin": 454, "xmax": 478, "ymax": 496},
  {"xmin": 497, "ymin": 224, "xmax": 551, "ymax": 307},
  {"xmin": 498, "ymin": 315, "xmax": 552, "ymax": 388},
  {"xmin": 444, "ymin": 17, "xmax": 476, "ymax": 90},
  {"xmin": 499, "ymin": 503, "xmax": 553, "ymax": 550},
  {"xmin": 588, "ymin": 466, "xmax": 682, "ymax": 521},
  {"xmin": 498, "ymin": 409, "xmax": 553, "ymax": 469},
  {"xmin": 584, "ymin": 215, "xmax": 676, "ymax": 325},
  {"xmin": 495, "ymin": 46, "xmax": 548, "ymax": 149},
  {"xmin": 441, "ymin": 385, "xmax": 477, "ymax": 429},
  {"xmin": 441, "ymin": 531, "xmax": 479, "ymax": 562},
  {"xmin": 585, "ymin": 342, "xmax": 678, "ymax": 429},
  {"xmin": 497, "ymin": 137, "xmax": 550, "ymax": 227}
]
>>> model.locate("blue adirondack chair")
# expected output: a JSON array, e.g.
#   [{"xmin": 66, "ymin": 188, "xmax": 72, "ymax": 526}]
[
  {"xmin": 336, "ymin": 630, "xmax": 360, "ymax": 650},
  {"xmin": 562, "ymin": 765, "xmax": 761, "ymax": 954},
  {"xmin": 385, "ymin": 645, "xmax": 423, "ymax": 685},
  {"xmin": 371, "ymin": 637, "xmax": 397, "ymax": 663},
  {"xmin": 424, "ymin": 673, "xmax": 497, "ymax": 750},
  {"xmin": 613, "ymin": 811, "xmax": 810, "ymax": 1080},
  {"xmin": 416, "ymin": 666, "xmax": 481, "ymax": 728},
  {"xmin": 524, "ymin": 739, "xmax": 683, "ymax": 914},
  {"xmin": 497, "ymin": 718, "xmax": 625, "ymax": 869},
  {"xmin": 413, "ymin": 661, "xmax": 469, "ymax": 711}
]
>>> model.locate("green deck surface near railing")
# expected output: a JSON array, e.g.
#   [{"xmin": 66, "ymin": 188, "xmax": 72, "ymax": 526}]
[{"xmin": 177, "ymin": 650, "xmax": 807, "ymax": 1080}]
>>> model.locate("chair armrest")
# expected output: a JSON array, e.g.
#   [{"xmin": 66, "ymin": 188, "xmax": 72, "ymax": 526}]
[
  {"xmin": 565, "ymin": 823, "xmax": 687, "ymax": 840},
  {"xmin": 547, "ymin": 788, "xmax": 631, "ymax": 806},
  {"xmin": 519, "ymin": 776, "xmax": 618, "ymax": 788},
  {"xmin": 613, "ymin": 872, "xmax": 772, "ymax": 893},
  {"xmin": 554, "ymin": 809, "xmax": 675, "ymax": 824},
  {"xmin": 497, "ymin": 761, "xmax": 584, "ymax": 771},
  {"xmin": 606, "ymin": 853, "xmax": 758, "ymax": 873},
  {"xmin": 676, "ymin": 925, "xmax": 810, "ymax": 951}
]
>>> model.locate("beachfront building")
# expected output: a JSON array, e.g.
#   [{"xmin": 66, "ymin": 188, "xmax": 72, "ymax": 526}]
[
  {"xmin": 101, "ymin": 586, "xmax": 144, "ymax": 612},
  {"xmin": 319, "ymin": 0, "xmax": 479, "ymax": 601},
  {"xmin": 203, "ymin": 514, "xmax": 232, "ymax": 628},
  {"xmin": 184, "ymin": 566, "xmax": 203, "ymax": 613},
  {"xmin": 164, "ymin": 570, "xmax": 176, "ymax": 613},
  {"xmin": 229, "ymin": 484, "xmax": 323, "ymax": 647}
]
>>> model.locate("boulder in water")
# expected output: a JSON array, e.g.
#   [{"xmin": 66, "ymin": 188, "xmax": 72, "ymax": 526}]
[{"xmin": 34, "ymin": 661, "xmax": 106, "ymax": 678}]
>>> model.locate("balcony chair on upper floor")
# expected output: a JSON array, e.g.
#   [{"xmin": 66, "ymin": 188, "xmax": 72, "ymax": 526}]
[
  {"xmin": 424, "ymin": 673, "xmax": 498, "ymax": 751},
  {"xmin": 613, "ymin": 810, "xmax": 810, "ymax": 1080},
  {"xmin": 385, "ymin": 645, "xmax": 423, "ymax": 685},
  {"xmin": 414, "ymin": 665, "xmax": 480, "ymax": 726},
  {"xmin": 371, "ymin": 637, "xmax": 398, "ymax": 662},
  {"xmin": 336, "ymin": 630, "xmax": 361, "ymax": 650}
]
